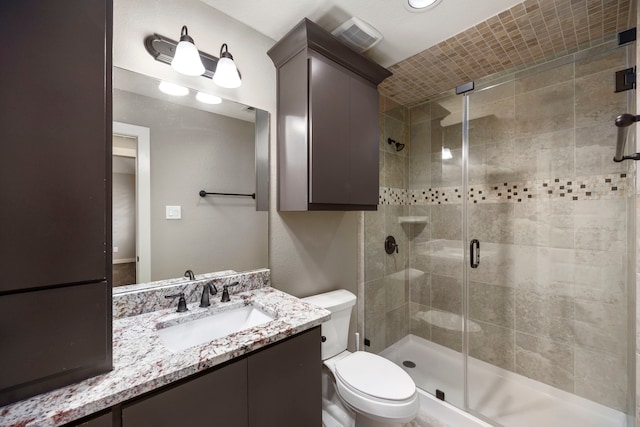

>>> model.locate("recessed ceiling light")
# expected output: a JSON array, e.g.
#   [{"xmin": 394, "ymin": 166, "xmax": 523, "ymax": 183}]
[
  {"xmin": 196, "ymin": 92, "xmax": 222, "ymax": 104},
  {"xmin": 406, "ymin": 0, "xmax": 442, "ymax": 12},
  {"xmin": 158, "ymin": 81, "xmax": 189, "ymax": 96}
]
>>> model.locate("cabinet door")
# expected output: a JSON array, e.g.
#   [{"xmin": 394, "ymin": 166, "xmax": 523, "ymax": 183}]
[
  {"xmin": 308, "ymin": 56, "xmax": 351, "ymax": 205},
  {"xmin": 0, "ymin": 0, "xmax": 110, "ymax": 292},
  {"xmin": 0, "ymin": 281, "xmax": 112, "ymax": 406},
  {"xmin": 248, "ymin": 327, "xmax": 321, "ymax": 427},
  {"xmin": 349, "ymin": 77, "xmax": 380, "ymax": 206},
  {"xmin": 122, "ymin": 359, "xmax": 248, "ymax": 427}
]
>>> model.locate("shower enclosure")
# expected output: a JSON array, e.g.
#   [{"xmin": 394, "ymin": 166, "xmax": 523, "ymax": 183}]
[{"xmin": 364, "ymin": 40, "xmax": 636, "ymax": 427}]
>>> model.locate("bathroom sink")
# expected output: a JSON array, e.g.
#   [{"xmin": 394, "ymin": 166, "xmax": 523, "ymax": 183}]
[{"xmin": 157, "ymin": 305, "xmax": 275, "ymax": 352}]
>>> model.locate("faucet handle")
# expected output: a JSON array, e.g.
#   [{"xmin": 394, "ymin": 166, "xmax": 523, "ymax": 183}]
[
  {"xmin": 165, "ymin": 293, "xmax": 188, "ymax": 312},
  {"xmin": 220, "ymin": 282, "xmax": 240, "ymax": 303}
]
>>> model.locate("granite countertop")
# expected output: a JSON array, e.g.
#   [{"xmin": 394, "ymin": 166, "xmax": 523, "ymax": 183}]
[{"xmin": 0, "ymin": 286, "xmax": 330, "ymax": 427}]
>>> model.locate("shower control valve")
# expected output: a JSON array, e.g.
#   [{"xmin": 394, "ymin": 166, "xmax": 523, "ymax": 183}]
[{"xmin": 385, "ymin": 236, "xmax": 399, "ymax": 254}]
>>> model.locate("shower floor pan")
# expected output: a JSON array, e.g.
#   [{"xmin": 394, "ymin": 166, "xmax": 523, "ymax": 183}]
[{"xmin": 382, "ymin": 335, "xmax": 627, "ymax": 427}]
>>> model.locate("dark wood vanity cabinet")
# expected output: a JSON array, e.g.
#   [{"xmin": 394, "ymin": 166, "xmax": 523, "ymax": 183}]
[
  {"xmin": 122, "ymin": 359, "xmax": 248, "ymax": 427},
  {"xmin": 268, "ymin": 19, "xmax": 391, "ymax": 211},
  {"xmin": 248, "ymin": 324, "xmax": 321, "ymax": 426},
  {"xmin": 0, "ymin": 0, "xmax": 112, "ymax": 406},
  {"xmin": 119, "ymin": 327, "xmax": 320, "ymax": 427}
]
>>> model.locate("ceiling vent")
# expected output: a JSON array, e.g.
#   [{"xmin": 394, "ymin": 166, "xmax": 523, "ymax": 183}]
[{"xmin": 331, "ymin": 17, "xmax": 383, "ymax": 53}]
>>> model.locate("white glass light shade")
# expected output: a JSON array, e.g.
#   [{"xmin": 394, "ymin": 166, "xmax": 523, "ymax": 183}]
[
  {"xmin": 158, "ymin": 81, "xmax": 189, "ymax": 96},
  {"xmin": 442, "ymin": 147, "xmax": 453, "ymax": 160},
  {"xmin": 196, "ymin": 92, "xmax": 222, "ymax": 104},
  {"xmin": 213, "ymin": 57, "xmax": 241, "ymax": 88},
  {"xmin": 172, "ymin": 40, "xmax": 205, "ymax": 76}
]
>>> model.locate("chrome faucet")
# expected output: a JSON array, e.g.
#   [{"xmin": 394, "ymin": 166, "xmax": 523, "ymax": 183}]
[
  {"xmin": 184, "ymin": 269, "xmax": 195, "ymax": 281},
  {"xmin": 199, "ymin": 282, "xmax": 218, "ymax": 307}
]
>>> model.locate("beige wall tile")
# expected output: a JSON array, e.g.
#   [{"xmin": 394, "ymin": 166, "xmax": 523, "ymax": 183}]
[
  {"xmin": 469, "ymin": 281, "xmax": 515, "ymax": 328},
  {"xmin": 513, "ymin": 129, "xmax": 575, "ymax": 180},
  {"xmin": 468, "ymin": 203, "xmax": 515, "ymax": 244},
  {"xmin": 385, "ymin": 304, "xmax": 409, "ymax": 346},
  {"xmin": 515, "ymin": 62, "xmax": 574, "ymax": 94},
  {"xmin": 515, "ymin": 333, "xmax": 575, "ymax": 392},
  {"xmin": 575, "ymin": 122, "xmax": 628, "ymax": 176},
  {"xmin": 365, "ymin": 279, "xmax": 385, "ymax": 324},
  {"xmin": 430, "ymin": 205, "xmax": 462, "ymax": 241},
  {"xmin": 385, "ymin": 274, "xmax": 408, "ymax": 312},
  {"xmin": 575, "ymin": 348, "xmax": 627, "ymax": 412},
  {"xmin": 431, "ymin": 321, "xmax": 463, "ymax": 352},
  {"xmin": 431, "ymin": 274, "xmax": 462, "ymax": 314},
  {"xmin": 513, "ymin": 200, "xmax": 575, "ymax": 248},
  {"xmin": 515, "ymin": 81, "xmax": 574, "ymax": 137},
  {"xmin": 515, "ymin": 289, "xmax": 576, "ymax": 344},
  {"xmin": 410, "ymin": 271, "xmax": 431, "ymax": 306},
  {"xmin": 384, "ymin": 152, "xmax": 408, "ymax": 189},
  {"xmin": 575, "ymin": 70, "xmax": 628, "ymax": 128},
  {"xmin": 575, "ymin": 47, "xmax": 627, "ymax": 78},
  {"xmin": 365, "ymin": 313, "xmax": 386, "ymax": 354},
  {"xmin": 469, "ymin": 321, "xmax": 515, "ymax": 370},
  {"xmin": 468, "ymin": 98, "xmax": 516, "ymax": 147},
  {"xmin": 409, "ymin": 302, "xmax": 432, "ymax": 341}
]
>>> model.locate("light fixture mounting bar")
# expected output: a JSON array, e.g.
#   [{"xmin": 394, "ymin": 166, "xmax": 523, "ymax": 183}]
[{"xmin": 144, "ymin": 34, "xmax": 219, "ymax": 79}]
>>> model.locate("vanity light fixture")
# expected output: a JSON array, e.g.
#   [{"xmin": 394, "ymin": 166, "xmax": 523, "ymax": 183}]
[
  {"xmin": 171, "ymin": 26, "xmax": 206, "ymax": 76},
  {"xmin": 158, "ymin": 81, "xmax": 189, "ymax": 96},
  {"xmin": 145, "ymin": 32, "xmax": 242, "ymax": 88},
  {"xmin": 442, "ymin": 147, "xmax": 453, "ymax": 160},
  {"xmin": 196, "ymin": 92, "xmax": 222, "ymax": 104},
  {"xmin": 212, "ymin": 44, "xmax": 242, "ymax": 88},
  {"xmin": 406, "ymin": 0, "xmax": 442, "ymax": 11}
]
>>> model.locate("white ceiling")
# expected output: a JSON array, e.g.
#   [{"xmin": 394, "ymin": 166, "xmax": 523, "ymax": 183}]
[{"xmin": 200, "ymin": 0, "xmax": 524, "ymax": 67}]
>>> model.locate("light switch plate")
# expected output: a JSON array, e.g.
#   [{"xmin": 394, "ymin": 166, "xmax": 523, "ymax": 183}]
[{"xmin": 166, "ymin": 205, "xmax": 182, "ymax": 220}]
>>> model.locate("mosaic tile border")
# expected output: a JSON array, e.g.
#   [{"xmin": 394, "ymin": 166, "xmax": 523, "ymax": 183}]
[{"xmin": 379, "ymin": 173, "xmax": 632, "ymax": 206}]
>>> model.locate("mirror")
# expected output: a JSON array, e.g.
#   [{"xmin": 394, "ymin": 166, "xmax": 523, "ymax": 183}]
[{"xmin": 112, "ymin": 67, "xmax": 269, "ymax": 287}]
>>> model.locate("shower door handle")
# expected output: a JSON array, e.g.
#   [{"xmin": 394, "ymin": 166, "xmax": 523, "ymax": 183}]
[{"xmin": 470, "ymin": 239, "xmax": 480, "ymax": 268}]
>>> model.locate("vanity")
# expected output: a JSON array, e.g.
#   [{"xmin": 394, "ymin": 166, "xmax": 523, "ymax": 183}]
[{"xmin": 0, "ymin": 269, "xmax": 330, "ymax": 427}]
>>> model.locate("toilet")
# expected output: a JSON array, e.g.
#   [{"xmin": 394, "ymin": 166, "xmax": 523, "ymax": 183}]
[{"xmin": 302, "ymin": 290, "xmax": 419, "ymax": 427}]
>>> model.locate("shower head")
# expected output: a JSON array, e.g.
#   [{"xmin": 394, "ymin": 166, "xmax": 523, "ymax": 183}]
[{"xmin": 387, "ymin": 138, "xmax": 405, "ymax": 152}]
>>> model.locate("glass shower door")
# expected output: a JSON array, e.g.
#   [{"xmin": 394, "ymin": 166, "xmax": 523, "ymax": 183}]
[
  {"xmin": 464, "ymin": 44, "xmax": 633, "ymax": 426},
  {"xmin": 388, "ymin": 90, "xmax": 468, "ymax": 408}
]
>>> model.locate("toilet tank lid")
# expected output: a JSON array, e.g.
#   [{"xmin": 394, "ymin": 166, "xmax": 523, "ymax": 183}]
[{"xmin": 301, "ymin": 289, "xmax": 356, "ymax": 312}]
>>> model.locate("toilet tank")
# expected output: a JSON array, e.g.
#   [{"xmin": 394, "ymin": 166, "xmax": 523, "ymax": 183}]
[{"xmin": 302, "ymin": 289, "xmax": 356, "ymax": 360}]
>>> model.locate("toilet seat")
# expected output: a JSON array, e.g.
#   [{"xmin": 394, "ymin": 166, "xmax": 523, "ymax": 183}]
[{"xmin": 330, "ymin": 351, "xmax": 419, "ymax": 423}]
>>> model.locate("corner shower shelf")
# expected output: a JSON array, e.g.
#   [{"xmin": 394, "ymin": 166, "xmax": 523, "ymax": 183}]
[{"xmin": 398, "ymin": 216, "xmax": 429, "ymax": 224}]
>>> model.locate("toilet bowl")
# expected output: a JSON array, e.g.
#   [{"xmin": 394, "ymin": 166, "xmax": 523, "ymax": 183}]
[
  {"xmin": 302, "ymin": 290, "xmax": 419, "ymax": 427},
  {"xmin": 328, "ymin": 350, "xmax": 419, "ymax": 424}
]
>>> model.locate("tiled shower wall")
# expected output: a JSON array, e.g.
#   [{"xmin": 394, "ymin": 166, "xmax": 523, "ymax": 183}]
[{"xmin": 364, "ymin": 44, "xmax": 634, "ymax": 412}]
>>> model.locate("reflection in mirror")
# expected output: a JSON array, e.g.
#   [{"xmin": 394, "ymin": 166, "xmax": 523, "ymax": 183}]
[{"xmin": 112, "ymin": 67, "xmax": 269, "ymax": 287}]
